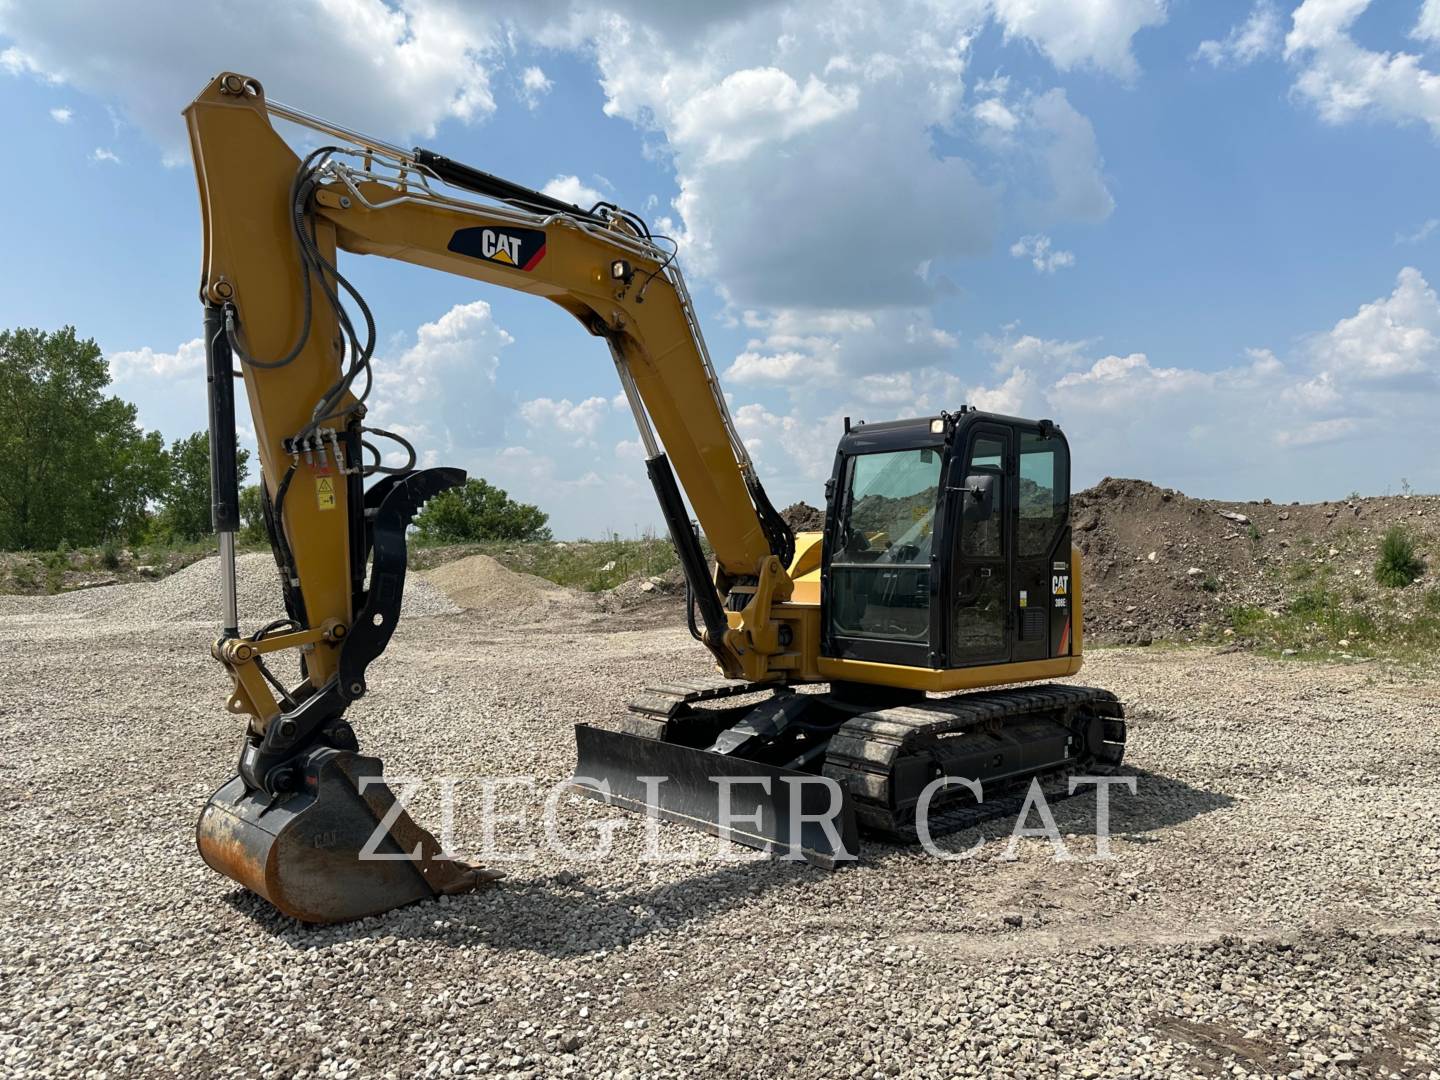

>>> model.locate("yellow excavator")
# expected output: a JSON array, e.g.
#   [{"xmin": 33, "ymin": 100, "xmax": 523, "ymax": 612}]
[{"xmin": 186, "ymin": 73, "xmax": 1126, "ymax": 925}]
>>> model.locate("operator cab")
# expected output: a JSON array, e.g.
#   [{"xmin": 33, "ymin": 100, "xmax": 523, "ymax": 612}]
[{"xmin": 820, "ymin": 410, "xmax": 1073, "ymax": 671}]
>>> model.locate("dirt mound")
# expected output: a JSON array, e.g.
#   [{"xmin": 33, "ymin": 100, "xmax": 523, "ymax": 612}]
[
  {"xmin": 423, "ymin": 554, "xmax": 588, "ymax": 623},
  {"xmin": 781, "ymin": 502, "xmax": 826, "ymax": 532},
  {"xmin": 1073, "ymin": 478, "xmax": 1439, "ymax": 644}
]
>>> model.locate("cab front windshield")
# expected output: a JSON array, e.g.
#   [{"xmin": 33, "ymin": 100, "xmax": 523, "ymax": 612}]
[
  {"xmin": 838, "ymin": 449, "xmax": 942, "ymax": 565},
  {"xmin": 830, "ymin": 447, "xmax": 942, "ymax": 645}
]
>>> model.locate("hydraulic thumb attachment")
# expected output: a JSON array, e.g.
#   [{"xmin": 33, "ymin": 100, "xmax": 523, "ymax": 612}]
[{"xmin": 197, "ymin": 464, "xmax": 497, "ymax": 924}]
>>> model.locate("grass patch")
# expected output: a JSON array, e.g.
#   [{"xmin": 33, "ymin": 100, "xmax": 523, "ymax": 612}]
[
  {"xmin": 1224, "ymin": 571, "xmax": 1440, "ymax": 662},
  {"xmin": 1287, "ymin": 561, "xmax": 1315, "ymax": 583},
  {"xmin": 1375, "ymin": 526, "xmax": 1426, "ymax": 588}
]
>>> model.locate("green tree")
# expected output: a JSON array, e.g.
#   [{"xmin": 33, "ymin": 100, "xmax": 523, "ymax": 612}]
[
  {"xmin": 153, "ymin": 431, "xmax": 250, "ymax": 541},
  {"xmin": 94, "ymin": 398, "xmax": 170, "ymax": 542},
  {"xmin": 0, "ymin": 326, "xmax": 169, "ymax": 548},
  {"xmin": 239, "ymin": 483, "xmax": 268, "ymax": 544},
  {"xmin": 413, "ymin": 478, "xmax": 551, "ymax": 543}
]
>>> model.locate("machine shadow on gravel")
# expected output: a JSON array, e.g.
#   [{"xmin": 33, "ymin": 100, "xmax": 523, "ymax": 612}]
[{"xmin": 219, "ymin": 766, "xmax": 1233, "ymax": 957}]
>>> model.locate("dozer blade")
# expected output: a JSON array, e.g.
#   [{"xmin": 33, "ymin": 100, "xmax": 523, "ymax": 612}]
[
  {"xmin": 197, "ymin": 747, "xmax": 496, "ymax": 924},
  {"xmin": 571, "ymin": 725, "xmax": 860, "ymax": 868}
]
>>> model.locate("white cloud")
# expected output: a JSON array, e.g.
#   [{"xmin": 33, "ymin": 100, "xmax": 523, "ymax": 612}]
[
  {"xmin": 518, "ymin": 395, "xmax": 612, "ymax": 441},
  {"xmin": 669, "ymin": 67, "xmax": 858, "ymax": 166},
  {"xmin": 969, "ymin": 367, "xmax": 1031, "ymax": 414},
  {"xmin": 972, "ymin": 97, "xmax": 1019, "ymax": 130},
  {"xmin": 1396, "ymin": 217, "xmax": 1439, "ymax": 245},
  {"xmin": 1274, "ymin": 417, "xmax": 1359, "ymax": 447},
  {"xmin": 982, "ymin": 268, "xmax": 1440, "ymax": 481},
  {"xmin": 726, "ymin": 349, "xmax": 828, "ymax": 385},
  {"xmin": 1305, "ymin": 265, "xmax": 1440, "ymax": 382},
  {"xmin": 1010, "ymin": 233, "xmax": 1075, "ymax": 273},
  {"xmin": 108, "ymin": 336, "xmax": 204, "ymax": 380},
  {"xmin": 725, "ymin": 268, "xmax": 1440, "ymax": 502},
  {"xmin": 48, "ymin": 105, "xmax": 71, "ymax": 122},
  {"xmin": 984, "ymin": 330, "xmax": 1092, "ymax": 374},
  {"xmin": 541, "ymin": 174, "xmax": 605, "ymax": 208},
  {"xmin": 1195, "ymin": 1, "xmax": 1282, "ymax": 67},
  {"xmin": 1286, "ymin": 0, "xmax": 1440, "ymax": 136},
  {"xmin": 0, "ymin": 0, "xmax": 499, "ymax": 163},
  {"xmin": 991, "ymin": 0, "xmax": 1168, "ymax": 79},
  {"xmin": 528, "ymin": 1, "xmax": 1125, "ymax": 311},
  {"xmin": 0, "ymin": 45, "xmax": 56, "ymax": 80},
  {"xmin": 371, "ymin": 300, "xmax": 514, "ymax": 456},
  {"xmin": 1026, "ymin": 88, "xmax": 1115, "ymax": 223},
  {"xmin": 519, "ymin": 64, "xmax": 552, "ymax": 108},
  {"xmin": 723, "ymin": 307, "xmax": 959, "ymax": 387},
  {"xmin": 731, "ymin": 401, "xmax": 839, "ymax": 483},
  {"xmin": 1051, "ymin": 351, "xmax": 1208, "ymax": 405},
  {"xmin": 90, "ymin": 146, "xmax": 120, "ymax": 164},
  {"xmin": 1414, "ymin": 0, "xmax": 1440, "ymax": 43}
]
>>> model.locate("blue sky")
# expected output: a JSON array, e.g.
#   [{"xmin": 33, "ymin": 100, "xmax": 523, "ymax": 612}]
[{"xmin": 3, "ymin": 0, "xmax": 1439, "ymax": 537}]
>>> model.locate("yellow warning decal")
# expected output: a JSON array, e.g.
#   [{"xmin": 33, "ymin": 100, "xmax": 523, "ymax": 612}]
[{"xmin": 316, "ymin": 476, "xmax": 336, "ymax": 511}]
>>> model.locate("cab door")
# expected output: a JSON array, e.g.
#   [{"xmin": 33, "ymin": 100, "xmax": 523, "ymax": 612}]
[
  {"xmin": 947, "ymin": 425, "xmax": 1011, "ymax": 667},
  {"xmin": 1012, "ymin": 426, "xmax": 1072, "ymax": 662}
]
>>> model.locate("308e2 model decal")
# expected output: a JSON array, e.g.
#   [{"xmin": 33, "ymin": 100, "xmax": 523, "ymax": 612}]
[{"xmin": 447, "ymin": 226, "xmax": 547, "ymax": 271}]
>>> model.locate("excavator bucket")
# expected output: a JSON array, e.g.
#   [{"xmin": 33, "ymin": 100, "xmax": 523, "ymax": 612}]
[
  {"xmin": 197, "ymin": 747, "xmax": 496, "ymax": 924},
  {"xmin": 571, "ymin": 725, "xmax": 860, "ymax": 868}
]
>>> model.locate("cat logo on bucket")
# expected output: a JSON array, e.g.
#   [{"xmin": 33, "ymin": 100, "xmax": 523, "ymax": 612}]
[{"xmin": 447, "ymin": 226, "xmax": 547, "ymax": 271}]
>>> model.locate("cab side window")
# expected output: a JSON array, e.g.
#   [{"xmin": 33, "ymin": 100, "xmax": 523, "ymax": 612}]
[
  {"xmin": 1017, "ymin": 432, "xmax": 1068, "ymax": 558},
  {"xmin": 961, "ymin": 436, "xmax": 1005, "ymax": 559}
]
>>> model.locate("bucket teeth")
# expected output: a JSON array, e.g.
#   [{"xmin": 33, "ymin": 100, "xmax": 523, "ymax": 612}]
[{"xmin": 197, "ymin": 746, "xmax": 496, "ymax": 924}]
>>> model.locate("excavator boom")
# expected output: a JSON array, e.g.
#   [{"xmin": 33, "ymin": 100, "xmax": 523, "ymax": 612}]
[{"xmin": 185, "ymin": 73, "xmax": 808, "ymax": 922}]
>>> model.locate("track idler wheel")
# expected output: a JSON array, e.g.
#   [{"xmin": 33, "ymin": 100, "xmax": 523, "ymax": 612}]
[{"xmin": 197, "ymin": 747, "xmax": 496, "ymax": 924}]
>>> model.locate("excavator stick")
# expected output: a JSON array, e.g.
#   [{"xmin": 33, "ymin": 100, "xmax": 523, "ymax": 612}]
[
  {"xmin": 572, "ymin": 725, "xmax": 860, "ymax": 867},
  {"xmin": 198, "ymin": 747, "xmax": 496, "ymax": 924}
]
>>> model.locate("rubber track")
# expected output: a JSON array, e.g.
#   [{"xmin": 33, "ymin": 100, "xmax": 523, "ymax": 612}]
[
  {"xmin": 821, "ymin": 683, "xmax": 1126, "ymax": 839},
  {"xmin": 627, "ymin": 676, "xmax": 786, "ymax": 723}
]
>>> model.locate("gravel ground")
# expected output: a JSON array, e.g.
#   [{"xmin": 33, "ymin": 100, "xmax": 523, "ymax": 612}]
[{"xmin": 1, "ymin": 564, "xmax": 1438, "ymax": 1079}]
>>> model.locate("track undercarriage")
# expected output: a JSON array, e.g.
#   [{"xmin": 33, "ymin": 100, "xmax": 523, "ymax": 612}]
[{"xmin": 572, "ymin": 679, "xmax": 1127, "ymax": 865}]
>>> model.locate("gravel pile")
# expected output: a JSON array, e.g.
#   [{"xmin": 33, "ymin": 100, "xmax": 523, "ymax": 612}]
[
  {"xmin": 0, "ymin": 553, "xmax": 459, "ymax": 629},
  {"xmin": 1, "ymin": 587, "xmax": 1437, "ymax": 1076},
  {"xmin": 422, "ymin": 554, "xmax": 587, "ymax": 624}
]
